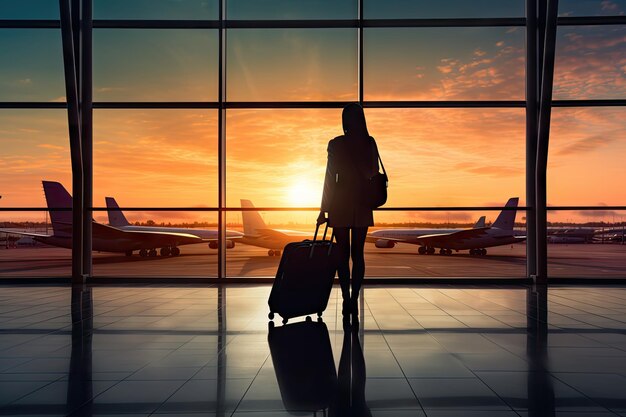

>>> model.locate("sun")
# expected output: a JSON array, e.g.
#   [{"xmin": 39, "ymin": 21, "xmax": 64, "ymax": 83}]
[{"xmin": 287, "ymin": 178, "xmax": 320, "ymax": 207}]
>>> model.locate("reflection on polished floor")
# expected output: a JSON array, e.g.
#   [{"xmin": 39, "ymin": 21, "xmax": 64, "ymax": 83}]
[{"xmin": 0, "ymin": 285, "xmax": 625, "ymax": 416}]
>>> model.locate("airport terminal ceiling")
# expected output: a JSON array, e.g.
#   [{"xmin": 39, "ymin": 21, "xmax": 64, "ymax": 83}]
[{"xmin": 0, "ymin": 0, "xmax": 624, "ymax": 279}]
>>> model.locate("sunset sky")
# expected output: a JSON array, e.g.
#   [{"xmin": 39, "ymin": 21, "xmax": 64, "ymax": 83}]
[{"xmin": 0, "ymin": 1, "xmax": 624, "ymax": 224}]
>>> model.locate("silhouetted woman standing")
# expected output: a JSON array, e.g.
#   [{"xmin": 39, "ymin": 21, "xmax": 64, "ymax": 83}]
[{"xmin": 318, "ymin": 103, "xmax": 379, "ymax": 317}]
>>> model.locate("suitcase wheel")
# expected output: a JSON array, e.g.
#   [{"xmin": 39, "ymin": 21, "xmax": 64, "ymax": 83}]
[
  {"xmin": 268, "ymin": 312, "xmax": 274, "ymax": 320},
  {"xmin": 317, "ymin": 311, "xmax": 323, "ymax": 318},
  {"xmin": 282, "ymin": 318, "xmax": 288, "ymax": 325}
]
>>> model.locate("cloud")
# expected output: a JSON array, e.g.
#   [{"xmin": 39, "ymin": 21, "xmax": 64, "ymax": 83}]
[
  {"xmin": 554, "ymin": 26, "xmax": 626, "ymax": 99},
  {"xmin": 95, "ymin": 87, "xmax": 125, "ymax": 93},
  {"xmin": 17, "ymin": 78, "xmax": 32, "ymax": 85},
  {"xmin": 601, "ymin": 0, "xmax": 621, "ymax": 12},
  {"xmin": 454, "ymin": 162, "xmax": 522, "ymax": 177},
  {"xmin": 37, "ymin": 144, "xmax": 65, "ymax": 151},
  {"xmin": 556, "ymin": 133, "xmax": 616, "ymax": 156}
]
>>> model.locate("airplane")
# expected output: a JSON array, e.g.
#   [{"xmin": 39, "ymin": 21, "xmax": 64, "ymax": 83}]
[
  {"xmin": 547, "ymin": 227, "xmax": 595, "ymax": 244},
  {"xmin": 105, "ymin": 197, "xmax": 243, "ymax": 252},
  {"xmin": 239, "ymin": 199, "xmax": 313, "ymax": 256},
  {"xmin": 0, "ymin": 181, "xmax": 205, "ymax": 257},
  {"xmin": 369, "ymin": 216, "xmax": 486, "ymax": 248},
  {"xmin": 368, "ymin": 197, "xmax": 525, "ymax": 256}
]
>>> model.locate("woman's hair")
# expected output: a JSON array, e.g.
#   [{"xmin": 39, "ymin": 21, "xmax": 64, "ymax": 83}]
[{"xmin": 342, "ymin": 103, "xmax": 369, "ymax": 138}]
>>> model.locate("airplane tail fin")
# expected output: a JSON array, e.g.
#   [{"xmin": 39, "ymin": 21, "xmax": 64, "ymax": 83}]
[
  {"xmin": 241, "ymin": 199, "xmax": 267, "ymax": 236},
  {"xmin": 492, "ymin": 197, "xmax": 519, "ymax": 231},
  {"xmin": 42, "ymin": 181, "xmax": 72, "ymax": 237},
  {"xmin": 473, "ymin": 216, "xmax": 486, "ymax": 229},
  {"xmin": 105, "ymin": 197, "xmax": 130, "ymax": 227}
]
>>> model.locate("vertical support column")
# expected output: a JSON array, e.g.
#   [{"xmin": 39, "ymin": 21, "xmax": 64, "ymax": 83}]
[
  {"xmin": 217, "ymin": 0, "xmax": 227, "ymax": 279},
  {"xmin": 535, "ymin": 0, "xmax": 559, "ymax": 283},
  {"xmin": 59, "ymin": 0, "xmax": 84, "ymax": 283},
  {"xmin": 358, "ymin": 0, "xmax": 364, "ymax": 105},
  {"xmin": 526, "ymin": 0, "xmax": 538, "ymax": 278},
  {"xmin": 81, "ymin": 0, "xmax": 93, "ymax": 277}
]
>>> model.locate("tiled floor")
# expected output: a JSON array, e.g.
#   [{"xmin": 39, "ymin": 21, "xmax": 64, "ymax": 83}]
[{"xmin": 0, "ymin": 284, "xmax": 625, "ymax": 416}]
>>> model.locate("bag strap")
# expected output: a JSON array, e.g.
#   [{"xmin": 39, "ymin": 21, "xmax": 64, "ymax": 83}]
[{"xmin": 371, "ymin": 138, "xmax": 387, "ymax": 177}]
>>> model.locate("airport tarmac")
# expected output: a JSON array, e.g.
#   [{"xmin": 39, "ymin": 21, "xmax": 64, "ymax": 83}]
[{"xmin": 1, "ymin": 241, "xmax": 625, "ymax": 278}]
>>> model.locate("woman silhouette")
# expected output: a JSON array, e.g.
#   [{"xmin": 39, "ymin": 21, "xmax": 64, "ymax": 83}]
[{"xmin": 318, "ymin": 103, "xmax": 379, "ymax": 317}]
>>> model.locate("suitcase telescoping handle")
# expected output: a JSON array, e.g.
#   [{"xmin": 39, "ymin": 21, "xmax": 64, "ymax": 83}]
[{"xmin": 310, "ymin": 222, "xmax": 334, "ymax": 259}]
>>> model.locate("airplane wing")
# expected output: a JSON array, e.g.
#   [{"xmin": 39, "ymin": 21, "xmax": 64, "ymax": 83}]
[
  {"xmin": 365, "ymin": 234, "xmax": 418, "ymax": 245},
  {"xmin": 93, "ymin": 222, "xmax": 203, "ymax": 246},
  {"xmin": 415, "ymin": 227, "xmax": 490, "ymax": 247},
  {"xmin": 0, "ymin": 229, "xmax": 51, "ymax": 238}
]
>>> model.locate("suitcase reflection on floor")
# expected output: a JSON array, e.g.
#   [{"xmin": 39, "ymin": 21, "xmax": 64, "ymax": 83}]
[{"xmin": 268, "ymin": 319, "xmax": 372, "ymax": 416}]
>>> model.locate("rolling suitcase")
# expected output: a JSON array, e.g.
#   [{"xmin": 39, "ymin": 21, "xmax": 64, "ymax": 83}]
[
  {"xmin": 268, "ymin": 320, "xmax": 337, "ymax": 414},
  {"xmin": 268, "ymin": 223, "xmax": 338, "ymax": 324}
]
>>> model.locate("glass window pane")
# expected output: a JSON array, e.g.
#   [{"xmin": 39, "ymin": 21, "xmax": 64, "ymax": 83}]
[
  {"xmin": 227, "ymin": 29, "xmax": 357, "ymax": 101},
  {"xmin": 548, "ymin": 108, "xmax": 626, "ymax": 206},
  {"xmin": 548, "ymin": 210, "xmax": 626, "ymax": 278},
  {"xmin": 227, "ymin": 0, "xmax": 356, "ymax": 20},
  {"xmin": 370, "ymin": 210, "xmax": 527, "ymax": 277},
  {"xmin": 0, "ymin": 110, "xmax": 70, "ymax": 207},
  {"xmin": 0, "ymin": 30, "xmax": 65, "ymax": 102},
  {"xmin": 93, "ymin": 30, "xmax": 219, "ymax": 102},
  {"xmin": 559, "ymin": 0, "xmax": 626, "ymax": 16},
  {"xmin": 226, "ymin": 209, "xmax": 527, "ymax": 278},
  {"xmin": 93, "ymin": 110, "xmax": 218, "ymax": 207},
  {"xmin": 226, "ymin": 109, "xmax": 341, "ymax": 208},
  {"xmin": 0, "ymin": 1, "xmax": 59, "ymax": 19},
  {"xmin": 0, "ymin": 211, "xmax": 71, "ymax": 278},
  {"xmin": 366, "ymin": 108, "xmax": 526, "ymax": 206},
  {"xmin": 364, "ymin": 28, "xmax": 525, "ymax": 101},
  {"xmin": 92, "ymin": 211, "xmax": 218, "ymax": 277},
  {"xmin": 94, "ymin": 0, "xmax": 218, "ymax": 20},
  {"xmin": 554, "ymin": 26, "xmax": 626, "ymax": 100},
  {"xmin": 364, "ymin": 0, "xmax": 524, "ymax": 19},
  {"xmin": 226, "ymin": 210, "xmax": 317, "ymax": 277}
]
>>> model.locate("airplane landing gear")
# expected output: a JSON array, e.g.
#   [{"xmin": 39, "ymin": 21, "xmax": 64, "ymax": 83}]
[
  {"xmin": 418, "ymin": 246, "xmax": 426, "ymax": 255},
  {"xmin": 268, "ymin": 249, "xmax": 275, "ymax": 256},
  {"xmin": 470, "ymin": 248, "xmax": 487, "ymax": 256},
  {"xmin": 139, "ymin": 249, "xmax": 148, "ymax": 257},
  {"xmin": 125, "ymin": 251, "xmax": 133, "ymax": 257},
  {"xmin": 171, "ymin": 247, "xmax": 180, "ymax": 256},
  {"xmin": 149, "ymin": 248, "xmax": 157, "ymax": 257},
  {"xmin": 160, "ymin": 247, "xmax": 171, "ymax": 257},
  {"xmin": 427, "ymin": 247, "xmax": 435, "ymax": 255}
]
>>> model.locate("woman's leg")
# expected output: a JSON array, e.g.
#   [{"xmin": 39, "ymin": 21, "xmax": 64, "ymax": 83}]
[
  {"xmin": 350, "ymin": 227, "xmax": 368, "ymax": 304},
  {"xmin": 333, "ymin": 227, "xmax": 351, "ymax": 305}
]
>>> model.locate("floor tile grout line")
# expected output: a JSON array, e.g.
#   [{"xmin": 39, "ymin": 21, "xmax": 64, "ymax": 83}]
[{"xmin": 386, "ymin": 288, "xmax": 520, "ymax": 414}]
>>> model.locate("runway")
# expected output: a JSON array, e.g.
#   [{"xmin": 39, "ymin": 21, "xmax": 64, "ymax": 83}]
[{"xmin": 1, "ymin": 241, "xmax": 625, "ymax": 278}]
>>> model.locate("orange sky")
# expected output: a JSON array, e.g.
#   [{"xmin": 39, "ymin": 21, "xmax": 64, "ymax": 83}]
[{"xmin": 0, "ymin": 24, "xmax": 624, "ymax": 224}]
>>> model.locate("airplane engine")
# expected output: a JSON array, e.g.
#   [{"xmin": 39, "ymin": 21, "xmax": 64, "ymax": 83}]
[
  {"xmin": 375, "ymin": 239, "xmax": 395, "ymax": 248},
  {"xmin": 209, "ymin": 240, "xmax": 235, "ymax": 249}
]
